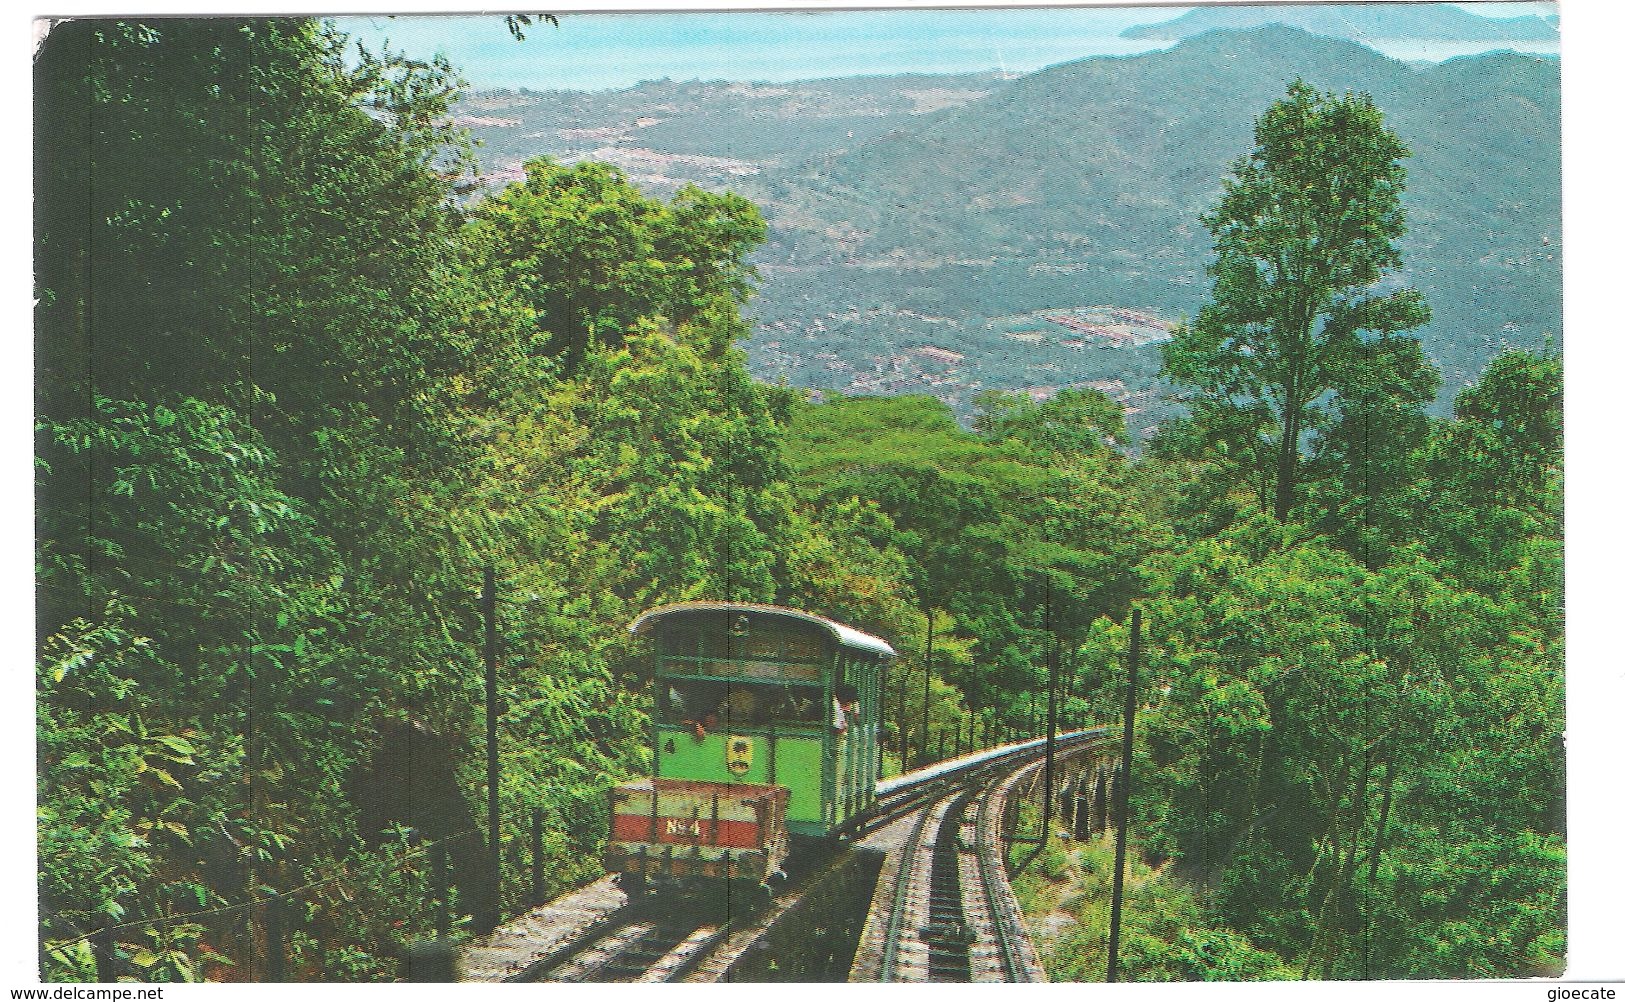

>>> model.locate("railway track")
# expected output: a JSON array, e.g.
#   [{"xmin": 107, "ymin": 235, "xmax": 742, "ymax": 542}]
[
  {"xmin": 513, "ymin": 897, "xmax": 733, "ymax": 983},
  {"xmin": 852, "ymin": 729, "xmax": 1110, "ymax": 840},
  {"xmin": 921, "ymin": 791, "xmax": 977, "ymax": 980},
  {"xmin": 873, "ymin": 780, "xmax": 1030, "ymax": 982},
  {"xmin": 484, "ymin": 729, "xmax": 1113, "ymax": 983},
  {"xmin": 507, "ymin": 847, "xmax": 837, "ymax": 982},
  {"xmin": 866, "ymin": 731, "xmax": 1113, "ymax": 982}
]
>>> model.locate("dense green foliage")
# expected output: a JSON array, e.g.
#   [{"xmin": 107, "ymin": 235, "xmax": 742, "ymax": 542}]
[
  {"xmin": 1014, "ymin": 834, "xmax": 1295, "ymax": 982},
  {"xmin": 1073, "ymin": 86, "xmax": 1562, "ymax": 982},
  {"xmin": 37, "ymin": 19, "xmax": 495, "ymax": 979},
  {"xmin": 463, "ymin": 158, "xmax": 766, "ymax": 375},
  {"xmin": 36, "ymin": 19, "xmax": 1560, "ymax": 984},
  {"xmin": 783, "ymin": 392, "xmax": 1153, "ymax": 729},
  {"xmin": 33, "ymin": 16, "xmax": 875, "ymax": 980}
]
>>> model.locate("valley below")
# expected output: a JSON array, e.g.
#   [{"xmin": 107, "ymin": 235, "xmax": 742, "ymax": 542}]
[{"xmin": 454, "ymin": 21, "xmax": 1561, "ymax": 439}]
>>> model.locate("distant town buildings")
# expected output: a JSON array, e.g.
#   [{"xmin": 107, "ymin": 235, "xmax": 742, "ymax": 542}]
[{"xmin": 911, "ymin": 345, "xmax": 965, "ymax": 365}]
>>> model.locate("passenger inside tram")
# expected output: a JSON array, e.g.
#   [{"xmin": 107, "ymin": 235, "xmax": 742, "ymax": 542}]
[{"xmin": 662, "ymin": 679, "xmax": 826, "ymax": 733}]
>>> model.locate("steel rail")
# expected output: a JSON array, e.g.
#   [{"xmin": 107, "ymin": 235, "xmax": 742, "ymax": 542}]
[
  {"xmin": 578, "ymin": 920, "xmax": 714, "ymax": 983},
  {"xmin": 660, "ymin": 915, "xmax": 743, "ymax": 983},
  {"xmin": 974, "ymin": 763, "xmax": 1042, "ymax": 982},
  {"xmin": 874, "ymin": 732, "xmax": 1108, "ymax": 981},
  {"xmin": 852, "ymin": 728, "xmax": 1112, "ymax": 841},
  {"xmin": 519, "ymin": 729, "xmax": 1114, "ymax": 984},
  {"xmin": 974, "ymin": 731, "xmax": 1117, "ymax": 982},
  {"xmin": 921, "ymin": 788, "xmax": 978, "ymax": 981},
  {"xmin": 540, "ymin": 862, "xmax": 812, "ymax": 982},
  {"xmin": 877, "ymin": 788, "xmax": 952, "ymax": 981},
  {"xmin": 507, "ymin": 901, "xmax": 657, "ymax": 982}
]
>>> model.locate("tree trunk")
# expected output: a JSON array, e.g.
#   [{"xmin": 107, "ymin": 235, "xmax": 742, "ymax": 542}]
[
  {"xmin": 1306, "ymin": 757, "xmax": 1351, "ymax": 978},
  {"xmin": 1275, "ymin": 401, "xmax": 1299, "ymax": 520},
  {"xmin": 1361, "ymin": 762, "xmax": 1396, "ymax": 977},
  {"xmin": 1338, "ymin": 750, "xmax": 1373, "ymax": 976}
]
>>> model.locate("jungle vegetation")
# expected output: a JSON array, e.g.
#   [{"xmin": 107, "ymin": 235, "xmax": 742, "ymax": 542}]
[{"xmin": 35, "ymin": 17, "xmax": 1561, "ymax": 982}]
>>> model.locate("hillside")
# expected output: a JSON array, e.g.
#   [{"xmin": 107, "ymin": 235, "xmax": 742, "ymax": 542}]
[
  {"xmin": 454, "ymin": 26, "xmax": 1560, "ymax": 436},
  {"xmin": 735, "ymin": 26, "xmax": 1560, "ymax": 428},
  {"xmin": 459, "ymin": 71, "xmax": 1014, "ymax": 195},
  {"xmin": 1121, "ymin": 2, "xmax": 1559, "ymax": 42}
]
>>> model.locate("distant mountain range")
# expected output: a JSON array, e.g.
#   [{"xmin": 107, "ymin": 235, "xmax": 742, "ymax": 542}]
[
  {"xmin": 458, "ymin": 71, "xmax": 1014, "ymax": 179},
  {"xmin": 1121, "ymin": 3, "xmax": 1559, "ymax": 42},
  {"xmin": 736, "ymin": 26, "xmax": 1559, "ymax": 424},
  {"xmin": 456, "ymin": 23, "xmax": 1561, "ymax": 434}
]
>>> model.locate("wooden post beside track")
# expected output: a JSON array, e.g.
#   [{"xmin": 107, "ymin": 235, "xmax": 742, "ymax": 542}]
[
  {"xmin": 1106, "ymin": 608, "xmax": 1141, "ymax": 983},
  {"xmin": 480, "ymin": 567, "xmax": 500, "ymax": 935},
  {"xmin": 433, "ymin": 840, "xmax": 452, "ymax": 939},
  {"xmin": 530, "ymin": 808, "xmax": 547, "ymax": 906},
  {"xmin": 1042, "ymin": 576, "xmax": 1057, "ymax": 844},
  {"xmin": 93, "ymin": 916, "xmax": 115, "ymax": 983},
  {"xmin": 919, "ymin": 609, "xmax": 934, "ymax": 768},
  {"xmin": 265, "ymin": 891, "xmax": 285, "ymax": 982}
]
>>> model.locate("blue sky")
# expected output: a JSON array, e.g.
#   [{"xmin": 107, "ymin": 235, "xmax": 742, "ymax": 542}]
[
  {"xmin": 337, "ymin": 7, "xmax": 1186, "ymax": 90},
  {"xmin": 336, "ymin": 2, "xmax": 1559, "ymax": 92}
]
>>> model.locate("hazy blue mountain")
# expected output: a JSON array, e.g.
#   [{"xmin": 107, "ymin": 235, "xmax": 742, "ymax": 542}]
[
  {"xmin": 454, "ymin": 25, "xmax": 1559, "ymax": 435},
  {"xmin": 1121, "ymin": 3, "xmax": 1559, "ymax": 42},
  {"xmin": 457, "ymin": 72, "xmax": 1014, "ymax": 185},
  {"xmin": 737, "ymin": 27, "xmax": 1559, "ymax": 425}
]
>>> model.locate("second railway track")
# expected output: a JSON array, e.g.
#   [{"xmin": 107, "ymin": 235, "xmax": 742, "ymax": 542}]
[{"xmin": 864, "ymin": 730, "xmax": 1113, "ymax": 982}]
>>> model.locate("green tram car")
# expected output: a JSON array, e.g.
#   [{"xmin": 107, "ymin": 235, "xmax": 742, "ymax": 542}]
[{"xmin": 606, "ymin": 602, "xmax": 896, "ymax": 896}]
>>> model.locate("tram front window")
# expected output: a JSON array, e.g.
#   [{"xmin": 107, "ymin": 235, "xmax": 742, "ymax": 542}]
[{"xmin": 661, "ymin": 680, "xmax": 823, "ymax": 728}]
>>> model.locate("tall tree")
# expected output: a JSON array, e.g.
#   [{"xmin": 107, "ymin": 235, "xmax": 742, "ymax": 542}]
[
  {"xmin": 34, "ymin": 19, "xmax": 475, "ymax": 435},
  {"xmin": 33, "ymin": 20, "xmax": 502, "ymax": 973},
  {"xmin": 1162, "ymin": 79, "xmax": 1430, "ymax": 520},
  {"xmin": 783, "ymin": 393, "xmax": 1151, "ymax": 721}
]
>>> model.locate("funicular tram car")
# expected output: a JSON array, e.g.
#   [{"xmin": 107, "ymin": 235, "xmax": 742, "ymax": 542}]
[{"xmin": 606, "ymin": 602, "xmax": 896, "ymax": 900}]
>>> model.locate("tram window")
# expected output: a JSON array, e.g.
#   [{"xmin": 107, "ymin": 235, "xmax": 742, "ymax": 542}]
[
  {"xmin": 662, "ymin": 679, "xmax": 723, "ymax": 725},
  {"xmin": 759, "ymin": 685, "xmax": 822, "ymax": 725},
  {"xmin": 661, "ymin": 625, "xmax": 705, "ymax": 657},
  {"xmin": 660, "ymin": 680, "xmax": 822, "ymax": 728},
  {"xmin": 657, "ymin": 616, "xmax": 826, "ymax": 664}
]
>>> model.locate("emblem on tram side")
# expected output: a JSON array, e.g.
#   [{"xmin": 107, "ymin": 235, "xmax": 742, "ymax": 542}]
[{"xmin": 727, "ymin": 736, "xmax": 753, "ymax": 775}]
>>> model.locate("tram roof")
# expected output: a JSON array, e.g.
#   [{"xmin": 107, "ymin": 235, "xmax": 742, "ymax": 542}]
[{"xmin": 628, "ymin": 602, "xmax": 897, "ymax": 660}]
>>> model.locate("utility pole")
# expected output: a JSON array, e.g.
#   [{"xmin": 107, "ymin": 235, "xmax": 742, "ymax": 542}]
[
  {"xmin": 897, "ymin": 662, "xmax": 909, "ymax": 773},
  {"xmin": 1106, "ymin": 608, "xmax": 1142, "ymax": 983},
  {"xmin": 480, "ymin": 567, "xmax": 500, "ymax": 934},
  {"xmin": 1066, "ymin": 658, "xmax": 1077, "ymax": 729},
  {"xmin": 919, "ymin": 609, "xmax": 934, "ymax": 767},
  {"xmin": 1042, "ymin": 576, "xmax": 1058, "ymax": 844},
  {"xmin": 879, "ymin": 661, "xmax": 889, "ymax": 774}
]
